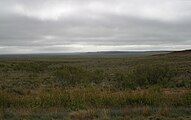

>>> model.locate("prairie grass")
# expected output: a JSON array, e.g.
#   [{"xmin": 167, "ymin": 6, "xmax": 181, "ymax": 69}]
[
  {"xmin": 0, "ymin": 53, "xmax": 190, "ymax": 119},
  {"xmin": 0, "ymin": 87, "xmax": 190, "ymax": 111}
]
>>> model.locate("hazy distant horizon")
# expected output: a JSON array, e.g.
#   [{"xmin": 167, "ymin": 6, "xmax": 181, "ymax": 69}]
[
  {"xmin": 0, "ymin": 0, "xmax": 191, "ymax": 54},
  {"xmin": 0, "ymin": 49, "xmax": 182, "ymax": 55}
]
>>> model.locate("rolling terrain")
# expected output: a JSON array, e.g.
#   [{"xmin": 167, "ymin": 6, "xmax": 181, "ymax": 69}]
[{"xmin": 0, "ymin": 50, "xmax": 190, "ymax": 119}]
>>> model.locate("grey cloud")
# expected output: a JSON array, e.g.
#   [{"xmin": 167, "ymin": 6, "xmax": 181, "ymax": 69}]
[{"xmin": 0, "ymin": 0, "xmax": 191, "ymax": 53}]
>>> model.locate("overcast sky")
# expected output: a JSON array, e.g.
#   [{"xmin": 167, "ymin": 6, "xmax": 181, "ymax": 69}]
[{"xmin": 0, "ymin": 0, "xmax": 191, "ymax": 54}]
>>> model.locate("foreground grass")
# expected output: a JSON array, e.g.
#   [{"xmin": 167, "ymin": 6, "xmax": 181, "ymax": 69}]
[
  {"xmin": 1, "ymin": 107, "xmax": 191, "ymax": 120},
  {"xmin": 0, "ymin": 87, "xmax": 191, "ymax": 109},
  {"xmin": 0, "ymin": 87, "xmax": 190, "ymax": 119}
]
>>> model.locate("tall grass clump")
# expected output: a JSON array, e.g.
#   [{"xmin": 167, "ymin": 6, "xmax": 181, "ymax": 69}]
[
  {"xmin": 54, "ymin": 66, "xmax": 109, "ymax": 87},
  {"xmin": 113, "ymin": 72, "xmax": 136, "ymax": 90},
  {"xmin": 0, "ymin": 92, "xmax": 11, "ymax": 108},
  {"xmin": 90, "ymin": 69, "xmax": 106, "ymax": 84},
  {"xmin": 55, "ymin": 66, "xmax": 91, "ymax": 86},
  {"xmin": 129, "ymin": 64, "xmax": 177, "ymax": 87}
]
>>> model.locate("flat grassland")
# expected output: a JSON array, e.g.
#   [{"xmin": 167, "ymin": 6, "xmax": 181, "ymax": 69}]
[{"xmin": 0, "ymin": 52, "xmax": 191, "ymax": 119}]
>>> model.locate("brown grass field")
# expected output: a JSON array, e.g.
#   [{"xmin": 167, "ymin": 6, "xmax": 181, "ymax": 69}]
[{"xmin": 0, "ymin": 50, "xmax": 191, "ymax": 119}]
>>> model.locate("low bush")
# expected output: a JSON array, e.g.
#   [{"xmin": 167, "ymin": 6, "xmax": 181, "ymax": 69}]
[
  {"xmin": 55, "ymin": 66, "xmax": 91, "ymax": 86},
  {"xmin": 129, "ymin": 64, "xmax": 177, "ymax": 87},
  {"xmin": 113, "ymin": 73, "xmax": 136, "ymax": 90}
]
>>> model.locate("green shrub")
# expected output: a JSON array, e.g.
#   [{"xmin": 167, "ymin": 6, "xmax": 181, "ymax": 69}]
[
  {"xmin": 90, "ymin": 69, "xmax": 106, "ymax": 84},
  {"xmin": 55, "ymin": 66, "xmax": 91, "ymax": 86},
  {"xmin": 113, "ymin": 73, "xmax": 136, "ymax": 90},
  {"xmin": 129, "ymin": 64, "xmax": 176, "ymax": 87}
]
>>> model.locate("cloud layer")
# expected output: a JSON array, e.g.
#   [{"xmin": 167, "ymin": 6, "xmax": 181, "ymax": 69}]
[{"xmin": 0, "ymin": 0, "xmax": 191, "ymax": 53}]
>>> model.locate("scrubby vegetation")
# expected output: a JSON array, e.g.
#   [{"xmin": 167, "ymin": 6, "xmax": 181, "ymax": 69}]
[{"xmin": 0, "ymin": 53, "xmax": 191, "ymax": 119}]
